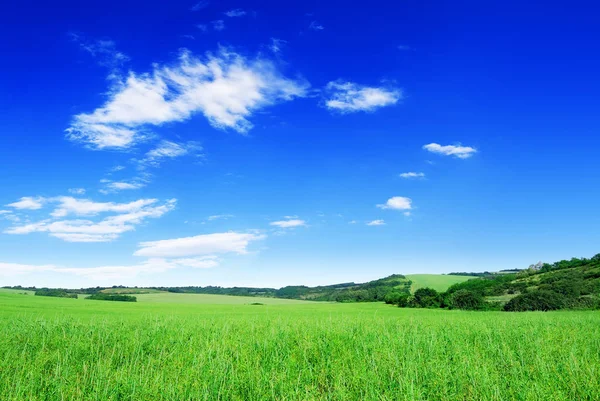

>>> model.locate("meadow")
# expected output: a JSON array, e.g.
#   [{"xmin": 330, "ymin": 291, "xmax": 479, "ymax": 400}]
[
  {"xmin": 0, "ymin": 289, "xmax": 599, "ymax": 401},
  {"xmin": 405, "ymin": 274, "xmax": 473, "ymax": 293}
]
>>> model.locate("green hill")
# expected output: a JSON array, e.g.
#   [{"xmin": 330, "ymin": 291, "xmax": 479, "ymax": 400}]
[
  {"xmin": 439, "ymin": 253, "xmax": 600, "ymax": 311},
  {"xmin": 274, "ymin": 274, "xmax": 412, "ymax": 302},
  {"xmin": 405, "ymin": 274, "xmax": 474, "ymax": 293}
]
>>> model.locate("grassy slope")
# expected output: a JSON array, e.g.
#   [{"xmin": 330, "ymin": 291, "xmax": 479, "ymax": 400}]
[
  {"xmin": 1, "ymin": 290, "xmax": 599, "ymax": 400},
  {"xmin": 406, "ymin": 274, "xmax": 473, "ymax": 293},
  {"xmin": 134, "ymin": 292, "xmax": 321, "ymax": 305}
]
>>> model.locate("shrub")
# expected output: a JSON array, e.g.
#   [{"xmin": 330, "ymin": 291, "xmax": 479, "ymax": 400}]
[
  {"xmin": 411, "ymin": 288, "xmax": 441, "ymax": 308},
  {"xmin": 448, "ymin": 290, "xmax": 487, "ymax": 310},
  {"xmin": 384, "ymin": 292, "xmax": 404, "ymax": 305},
  {"xmin": 396, "ymin": 294, "xmax": 410, "ymax": 308},
  {"xmin": 34, "ymin": 289, "xmax": 77, "ymax": 299},
  {"xmin": 503, "ymin": 291, "xmax": 565, "ymax": 312},
  {"xmin": 86, "ymin": 293, "xmax": 137, "ymax": 302}
]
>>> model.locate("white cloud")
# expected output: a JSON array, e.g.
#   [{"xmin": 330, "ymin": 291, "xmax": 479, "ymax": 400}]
[
  {"xmin": 397, "ymin": 45, "xmax": 411, "ymax": 51},
  {"xmin": 191, "ymin": 1, "xmax": 209, "ymax": 11},
  {"xmin": 269, "ymin": 38, "xmax": 286, "ymax": 54},
  {"xmin": 309, "ymin": 21, "xmax": 324, "ymax": 31},
  {"xmin": 49, "ymin": 197, "xmax": 158, "ymax": 217},
  {"xmin": 140, "ymin": 140, "xmax": 201, "ymax": 167},
  {"xmin": 348, "ymin": 220, "xmax": 357, "ymax": 224},
  {"xmin": 324, "ymin": 81, "xmax": 401, "ymax": 113},
  {"xmin": 7, "ymin": 197, "xmax": 46, "ymax": 210},
  {"xmin": 4, "ymin": 197, "xmax": 176, "ymax": 242},
  {"xmin": 0, "ymin": 210, "xmax": 11, "ymax": 215},
  {"xmin": 377, "ymin": 196, "xmax": 413, "ymax": 211},
  {"xmin": 66, "ymin": 49, "xmax": 309, "ymax": 149},
  {"xmin": 105, "ymin": 181, "xmax": 146, "ymax": 191},
  {"xmin": 270, "ymin": 219, "xmax": 306, "ymax": 228},
  {"xmin": 399, "ymin": 172, "xmax": 425, "ymax": 179},
  {"xmin": 224, "ymin": 8, "xmax": 246, "ymax": 17},
  {"xmin": 207, "ymin": 214, "xmax": 234, "ymax": 221},
  {"xmin": 212, "ymin": 20, "xmax": 225, "ymax": 30},
  {"xmin": 134, "ymin": 232, "xmax": 265, "ymax": 258},
  {"xmin": 110, "ymin": 165, "xmax": 126, "ymax": 173},
  {"xmin": 68, "ymin": 188, "xmax": 86, "ymax": 195},
  {"xmin": 0, "ymin": 256, "xmax": 218, "ymax": 280},
  {"xmin": 367, "ymin": 219, "xmax": 385, "ymax": 226},
  {"xmin": 69, "ymin": 33, "xmax": 129, "ymax": 69},
  {"xmin": 423, "ymin": 143, "xmax": 477, "ymax": 159}
]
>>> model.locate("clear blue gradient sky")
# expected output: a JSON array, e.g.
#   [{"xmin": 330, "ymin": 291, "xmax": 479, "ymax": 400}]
[{"xmin": 1, "ymin": 0, "xmax": 599, "ymax": 288}]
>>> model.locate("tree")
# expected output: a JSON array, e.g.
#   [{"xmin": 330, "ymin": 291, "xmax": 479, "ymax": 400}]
[
  {"xmin": 396, "ymin": 294, "xmax": 410, "ymax": 307},
  {"xmin": 411, "ymin": 288, "xmax": 441, "ymax": 308},
  {"xmin": 503, "ymin": 290, "xmax": 565, "ymax": 312},
  {"xmin": 448, "ymin": 290, "xmax": 486, "ymax": 310},
  {"xmin": 384, "ymin": 292, "xmax": 404, "ymax": 304}
]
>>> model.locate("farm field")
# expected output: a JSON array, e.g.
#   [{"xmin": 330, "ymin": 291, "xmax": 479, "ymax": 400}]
[
  {"xmin": 0, "ymin": 289, "xmax": 599, "ymax": 401},
  {"xmin": 405, "ymin": 274, "xmax": 473, "ymax": 293}
]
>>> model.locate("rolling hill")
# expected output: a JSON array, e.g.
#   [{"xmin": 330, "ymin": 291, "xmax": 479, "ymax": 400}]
[{"xmin": 405, "ymin": 274, "xmax": 473, "ymax": 293}]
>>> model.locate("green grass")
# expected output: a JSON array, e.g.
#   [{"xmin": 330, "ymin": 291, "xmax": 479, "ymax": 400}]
[
  {"xmin": 0, "ymin": 290, "xmax": 599, "ymax": 400},
  {"xmin": 100, "ymin": 288, "xmax": 167, "ymax": 294},
  {"xmin": 406, "ymin": 274, "xmax": 473, "ymax": 293},
  {"xmin": 133, "ymin": 292, "xmax": 321, "ymax": 305}
]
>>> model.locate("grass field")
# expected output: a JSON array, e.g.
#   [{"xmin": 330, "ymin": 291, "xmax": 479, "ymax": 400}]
[
  {"xmin": 405, "ymin": 274, "xmax": 473, "ymax": 293},
  {"xmin": 0, "ymin": 290, "xmax": 599, "ymax": 400}
]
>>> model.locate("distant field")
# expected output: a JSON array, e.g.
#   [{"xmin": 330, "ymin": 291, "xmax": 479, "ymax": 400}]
[
  {"xmin": 405, "ymin": 274, "xmax": 473, "ymax": 293},
  {"xmin": 101, "ymin": 288, "xmax": 166, "ymax": 294},
  {"xmin": 134, "ymin": 292, "xmax": 320, "ymax": 305},
  {"xmin": 1, "ymin": 289, "xmax": 599, "ymax": 401}
]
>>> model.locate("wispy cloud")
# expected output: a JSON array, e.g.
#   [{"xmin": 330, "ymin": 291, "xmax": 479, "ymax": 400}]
[
  {"xmin": 0, "ymin": 256, "xmax": 219, "ymax": 280},
  {"xmin": 270, "ymin": 218, "xmax": 306, "ymax": 228},
  {"xmin": 399, "ymin": 172, "xmax": 425, "ymax": 179},
  {"xmin": 101, "ymin": 181, "xmax": 146, "ymax": 193},
  {"xmin": 134, "ymin": 232, "xmax": 265, "ymax": 257},
  {"xmin": 423, "ymin": 143, "xmax": 477, "ymax": 159},
  {"xmin": 269, "ymin": 38, "xmax": 286, "ymax": 54},
  {"xmin": 139, "ymin": 140, "xmax": 201, "ymax": 168},
  {"xmin": 212, "ymin": 20, "xmax": 225, "ymax": 31},
  {"xmin": 66, "ymin": 49, "xmax": 309, "ymax": 150},
  {"xmin": 309, "ymin": 21, "xmax": 324, "ymax": 31},
  {"xmin": 324, "ymin": 81, "xmax": 401, "ymax": 113},
  {"xmin": 367, "ymin": 219, "xmax": 385, "ymax": 226},
  {"xmin": 377, "ymin": 196, "xmax": 412, "ymax": 211},
  {"xmin": 197, "ymin": 24, "xmax": 208, "ymax": 32},
  {"xmin": 207, "ymin": 214, "xmax": 234, "ymax": 221},
  {"xmin": 190, "ymin": 1, "xmax": 209, "ymax": 11},
  {"xmin": 4, "ymin": 196, "xmax": 176, "ymax": 242},
  {"xmin": 69, "ymin": 33, "xmax": 129, "ymax": 71},
  {"xmin": 7, "ymin": 197, "xmax": 46, "ymax": 210},
  {"xmin": 397, "ymin": 45, "xmax": 411, "ymax": 51},
  {"xmin": 224, "ymin": 8, "xmax": 246, "ymax": 17},
  {"xmin": 68, "ymin": 188, "xmax": 86, "ymax": 195}
]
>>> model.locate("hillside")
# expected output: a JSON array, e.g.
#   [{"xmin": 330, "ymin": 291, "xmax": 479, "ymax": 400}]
[
  {"xmin": 405, "ymin": 274, "xmax": 473, "ymax": 293},
  {"xmin": 406, "ymin": 253, "xmax": 600, "ymax": 311}
]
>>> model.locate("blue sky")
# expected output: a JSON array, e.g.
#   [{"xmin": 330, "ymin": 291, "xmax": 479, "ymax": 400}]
[{"xmin": 1, "ymin": 0, "xmax": 599, "ymax": 288}]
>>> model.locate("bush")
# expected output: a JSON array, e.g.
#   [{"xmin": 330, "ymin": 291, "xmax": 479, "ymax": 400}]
[
  {"xmin": 411, "ymin": 288, "xmax": 441, "ymax": 308},
  {"xmin": 34, "ymin": 289, "xmax": 77, "ymax": 299},
  {"xmin": 396, "ymin": 294, "xmax": 410, "ymax": 308},
  {"xmin": 86, "ymin": 293, "xmax": 137, "ymax": 302},
  {"xmin": 503, "ymin": 291, "xmax": 565, "ymax": 312},
  {"xmin": 384, "ymin": 292, "xmax": 404, "ymax": 305},
  {"xmin": 448, "ymin": 290, "xmax": 487, "ymax": 310}
]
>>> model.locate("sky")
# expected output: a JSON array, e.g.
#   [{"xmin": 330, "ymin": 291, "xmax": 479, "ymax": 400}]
[{"xmin": 1, "ymin": 0, "xmax": 599, "ymax": 289}]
